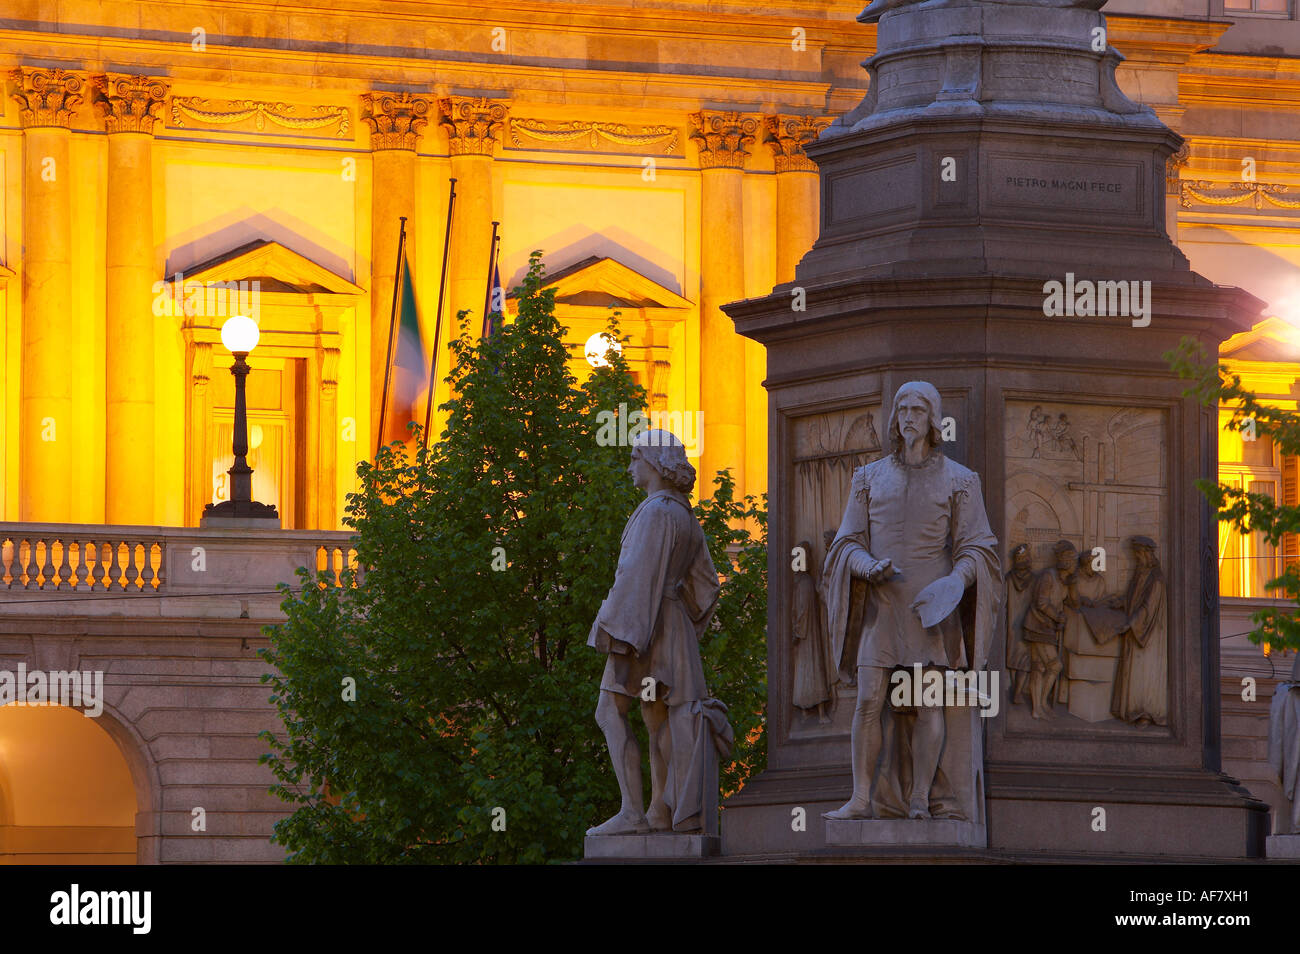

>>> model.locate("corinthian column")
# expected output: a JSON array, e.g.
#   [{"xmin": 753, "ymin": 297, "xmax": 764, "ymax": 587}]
[
  {"xmin": 94, "ymin": 73, "xmax": 169, "ymax": 525},
  {"xmin": 8, "ymin": 68, "xmax": 85, "ymax": 523},
  {"xmin": 766, "ymin": 115, "xmax": 831, "ymax": 283},
  {"xmin": 691, "ymin": 109, "xmax": 757, "ymax": 499},
  {"xmin": 361, "ymin": 91, "xmax": 429, "ymax": 446}
]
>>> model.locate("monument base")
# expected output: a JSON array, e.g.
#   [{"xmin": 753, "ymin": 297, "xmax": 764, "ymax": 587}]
[
  {"xmin": 1266, "ymin": 834, "xmax": 1300, "ymax": 859},
  {"xmin": 584, "ymin": 833, "xmax": 720, "ymax": 861},
  {"xmin": 825, "ymin": 817, "xmax": 986, "ymax": 848}
]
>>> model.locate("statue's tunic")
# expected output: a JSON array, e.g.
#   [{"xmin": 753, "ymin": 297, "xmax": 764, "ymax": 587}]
[
  {"xmin": 1023, "ymin": 569, "xmax": 1068, "ymax": 645},
  {"xmin": 822, "ymin": 452, "xmax": 1001, "ymax": 678},
  {"xmin": 588, "ymin": 489, "xmax": 720, "ymax": 706},
  {"xmin": 1004, "ymin": 570, "xmax": 1034, "ymax": 675}
]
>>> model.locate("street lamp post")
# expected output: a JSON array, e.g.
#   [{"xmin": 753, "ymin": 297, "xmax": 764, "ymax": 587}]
[{"xmin": 199, "ymin": 315, "xmax": 281, "ymax": 528}]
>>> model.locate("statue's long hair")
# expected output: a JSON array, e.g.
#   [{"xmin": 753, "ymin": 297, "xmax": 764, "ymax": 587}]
[{"xmin": 887, "ymin": 381, "xmax": 945, "ymax": 456}]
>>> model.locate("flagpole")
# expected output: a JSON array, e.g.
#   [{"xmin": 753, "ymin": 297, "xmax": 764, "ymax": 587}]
[
  {"xmin": 423, "ymin": 177, "xmax": 457, "ymax": 449},
  {"xmin": 481, "ymin": 221, "xmax": 500, "ymax": 338},
  {"xmin": 376, "ymin": 216, "xmax": 408, "ymax": 459}
]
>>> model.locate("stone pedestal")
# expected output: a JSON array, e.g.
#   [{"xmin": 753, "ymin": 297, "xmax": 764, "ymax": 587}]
[
  {"xmin": 825, "ymin": 817, "xmax": 984, "ymax": 848},
  {"xmin": 720, "ymin": 0, "xmax": 1270, "ymax": 860},
  {"xmin": 584, "ymin": 834, "xmax": 720, "ymax": 860},
  {"xmin": 1265, "ymin": 835, "xmax": 1300, "ymax": 859}
]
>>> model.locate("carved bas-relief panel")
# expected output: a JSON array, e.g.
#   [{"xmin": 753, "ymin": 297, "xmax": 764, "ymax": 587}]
[
  {"xmin": 788, "ymin": 408, "xmax": 883, "ymax": 735},
  {"xmin": 1004, "ymin": 400, "xmax": 1168, "ymax": 731}
]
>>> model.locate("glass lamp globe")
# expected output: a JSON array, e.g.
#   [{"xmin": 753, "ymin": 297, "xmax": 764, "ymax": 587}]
[
  {"xmin": 220, "ymin": 315, "xmax": 260, "ymax": 354},
  {"xmin": 585, "ymin": 332, "xmax": 622, "ymax": 369}
]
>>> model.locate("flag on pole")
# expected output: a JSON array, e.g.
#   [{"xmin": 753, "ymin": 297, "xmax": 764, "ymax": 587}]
[
  {"xmin": 384, "ymin": 247, "xmax": 427, "ymax": 445},
  {"xmin": 483, "ymin": 259, "xmax": 503, "ymax": 339}
]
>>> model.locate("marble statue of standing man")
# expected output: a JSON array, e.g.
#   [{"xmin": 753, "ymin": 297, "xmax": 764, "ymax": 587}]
[
  {"xmin": 821, "ymin": 382, "xmax": 1001, "ymax": 820},
  {"xmin": 587, "ymin": 429, "xmax": 731, "ymax": 837}
]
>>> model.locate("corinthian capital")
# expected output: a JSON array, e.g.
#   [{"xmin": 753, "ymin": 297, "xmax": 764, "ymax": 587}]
[
  {"xmin": 92, "ymin": 74, "xmax": 170, "ymax": 135},
  {"xmin": 7, "ymin": 67, "xmax": 86, "ymax": 128},
  {"xmin": 438, "ymin": 96, "xmax": 508, "ymax": 157},
  {"xmin": 361, "ymin": 91, "xmax": 432, "ymax": 151},
  {"xmin": 689, "ymin": 110, "xmax": 759, "ymax": 170},
  {"xmin": 764, "ymin": 114, "xmax": 832, "ymax": 173}
]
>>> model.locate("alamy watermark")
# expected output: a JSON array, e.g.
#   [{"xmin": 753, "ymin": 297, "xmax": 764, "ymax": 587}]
[
  {"xmin": 1042, "ymin": 272, "xmax": 1151, "ymax": 328},
  {"xmin": 889, "ymin": 664, "xmax": 1000, "ymax": 718},
  {"xmin": 0, "ymin": 665, "xmax": 104, "ymax": 717},
  {"xmin": 152, "ymin": 273, "xmax": 262, "ymax": 322},
  {"xmin": 595, "ymin": 403, "xmax": 703, "ymax": 455}
]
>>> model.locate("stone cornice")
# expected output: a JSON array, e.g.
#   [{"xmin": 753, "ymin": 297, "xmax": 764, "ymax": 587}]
[
  {"xmin": 764, "ymin": 114, "xmax": 831, "ymax": 173},
  {"xmin": 690, "ymin": 110, "xmax": 759, "ymax": 170},
  {"xmin": 7, "ymin": 66, "xmax": 85, "ymax": 128},
  {"xmin": 0, "ymin": 38, "xmax": 834, "ymax": 116},
  {"xmin": 91, "ymin": 73, "xmax": 169, "ymax": 135},
  {"xmin": 360, "ymin": 91, "xmax": 431, "ymax": 151},
  {"xmin": 438, "ymin": 96, "xmax": 508, "ymax": 157}
]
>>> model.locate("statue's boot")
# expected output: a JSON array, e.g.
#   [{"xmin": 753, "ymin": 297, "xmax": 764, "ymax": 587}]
[
  {"xmin": 645, "ymin": 803, "xmax": 672, "ymax": 831},
  {"xmin": 822, "ymin": 797, "xmax": 872, "ymax": 820},
  {"xmin": 586, "ymin": 809, "xmax": 650, "ymax": 836},
  {"xmin": 907, "ymin": 796, "xmax": 931, "ymax": 820}
]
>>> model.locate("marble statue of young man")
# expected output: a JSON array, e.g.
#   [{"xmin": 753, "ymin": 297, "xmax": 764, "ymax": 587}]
[
  {"xmin": 821, "ymin": 381, "xmax": 1002, "ymax": 820},
  {"xmin": 586, "ymin": 429, "xmax": 728, "ymax": 836}
]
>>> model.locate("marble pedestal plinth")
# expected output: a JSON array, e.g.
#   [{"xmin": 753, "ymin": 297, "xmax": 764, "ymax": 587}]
[
  {"xmin": 825, "ymin": 816, "xmax": 986, "ymax": 848},
  {"xmin": 1266, "ymin": 834, "xmax": 1300, "ymax": 859},
  {"xmin": 584, "ymin": 833, "xmax": 720, "ymax": 860}
]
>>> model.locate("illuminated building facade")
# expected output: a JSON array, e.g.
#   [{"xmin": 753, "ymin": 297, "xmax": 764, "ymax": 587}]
[{"xmin": 0, "ymin": 0, "xmax": 1298, "ymax": 861}]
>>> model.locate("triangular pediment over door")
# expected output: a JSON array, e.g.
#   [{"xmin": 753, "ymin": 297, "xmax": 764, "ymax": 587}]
[{"xmin": 505, "ymin": 256, "xmax": 694, "ymax": 415}]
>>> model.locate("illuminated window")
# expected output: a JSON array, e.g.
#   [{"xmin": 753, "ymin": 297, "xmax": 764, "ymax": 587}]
[{"xmin": 1224, "ymin": 0, "xmax": 1291, "ymax": 13}]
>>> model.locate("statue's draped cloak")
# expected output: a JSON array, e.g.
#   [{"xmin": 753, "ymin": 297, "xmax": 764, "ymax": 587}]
[{"xmin": 820, "ymin": 453, "xmax": 1002, "ymax": 683}]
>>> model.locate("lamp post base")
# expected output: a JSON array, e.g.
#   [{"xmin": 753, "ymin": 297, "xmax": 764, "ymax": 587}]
[{"xmin": 200, "ymin": 499, "xmax": 282, "ymax": 529}]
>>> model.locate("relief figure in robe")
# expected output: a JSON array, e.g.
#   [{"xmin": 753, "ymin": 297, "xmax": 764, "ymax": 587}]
[
  {"xmin": 1110, "ymin": 536, "xmax": 1167, "ymax": 727},
  {"xmin": 792, "ymin": 537, "xmax": 834, "ymax": 722}
]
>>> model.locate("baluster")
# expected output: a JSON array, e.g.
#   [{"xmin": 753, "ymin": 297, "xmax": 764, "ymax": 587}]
[
  {"xmin": 1, "ymin": 536, "xmax": 12, "ymax": 589},
  {"xmin": 74, "ymin": 541, "xmax": 89, "ymax": 589},
  {"xmin": 154, "ymin": 541, "xmax": 167, "ymax": 590},
  {"xmin": 125, "ymin": 541, "xmax": 141, "ymax": 590},
  {"xmin": 112, "ymin": 541, "xmax": 126, "ymax": 591},
  {"xmin": 140, "ymin": 542, "xmax": 156, "ymax": 590},
  {"xmin": 87, "ymin": 540, "xmax": 103, "ymax": 590},
  {"xmin": 41, "ymin": 538, "xmax": 56, "ymax": 590},
  {"xmin": 56, "ymin": 538, "xmax": 72, "ymax": 590},
  {"xmin": 23, "ymin": 538, "xmax": 39, "ymax": 589}
]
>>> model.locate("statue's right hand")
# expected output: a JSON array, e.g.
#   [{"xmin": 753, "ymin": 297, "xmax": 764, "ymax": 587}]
[{"xmin": 869, "ymin": 558, "xmax": 899, "ymax": 583}]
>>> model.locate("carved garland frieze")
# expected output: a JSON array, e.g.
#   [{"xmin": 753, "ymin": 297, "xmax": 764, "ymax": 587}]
[
  {"xmin": 509, "ymin": 118, "xmax": 679, "ymax": 154},
  {"xmin": 172, "ymin": 96, "xmax": 351, "ymax": 138},
  {"xmin": 1181, "ymin": 180, "xmax": 1300, "ymax": 211}
]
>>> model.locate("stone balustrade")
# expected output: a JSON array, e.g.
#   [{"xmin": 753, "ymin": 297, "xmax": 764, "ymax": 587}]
[{"xmin": 0, "ymin": 522, "xmax": 359, "ymax": 614}]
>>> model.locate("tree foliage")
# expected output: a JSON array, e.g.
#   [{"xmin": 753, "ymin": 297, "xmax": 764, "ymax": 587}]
[
  {"xmin": 1168, "ymin": 336, "xmax": 1300, "ymax": 654},
  {"xmin": 259, "ymin": 252, "xmax": 767, "ymax": 863}
]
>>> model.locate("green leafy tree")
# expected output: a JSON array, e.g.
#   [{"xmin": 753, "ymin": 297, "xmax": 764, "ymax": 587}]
[
  {"xmin": 259, "ymin": 251, "xmax": 767, "ymax": 863},
  {"xmin": 1169, "ymin": 337, "xmax": 1300, "ymax": 654}
]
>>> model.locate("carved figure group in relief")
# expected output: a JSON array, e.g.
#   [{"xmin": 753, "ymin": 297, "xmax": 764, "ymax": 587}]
[
  {"xmin": 821, "ymin": 382, "xmax": 1002, "ymax": 821},
  {"xmin": 1004, "ymin": 535, "xmax": 1167, "ymax": 726}
]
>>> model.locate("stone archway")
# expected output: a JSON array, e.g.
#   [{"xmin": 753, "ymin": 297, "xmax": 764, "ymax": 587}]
[{"xmin": 0, "ymin": 702, "xmax": 157, "ymax": 864}]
